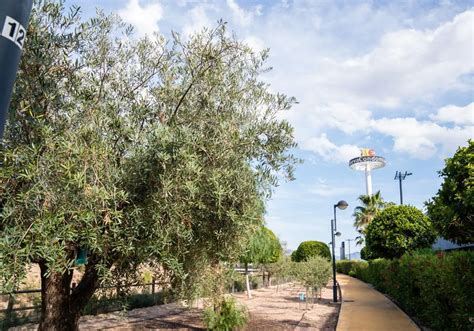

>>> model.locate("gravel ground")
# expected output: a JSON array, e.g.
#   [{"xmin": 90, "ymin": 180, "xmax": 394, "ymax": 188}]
[
  {"xmin": 233, "ymin": 283, "xmax": 340, "ymax": 330},
  {"xmin": 11, "ymin": 283, "xmax": 340, "ymax": 330}
]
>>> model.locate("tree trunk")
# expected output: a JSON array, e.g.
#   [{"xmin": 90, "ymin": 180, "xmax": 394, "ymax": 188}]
[
  {"xmin": 38, "ymin": 259, "xmax": 99, "ymax": 331},
  {"xmin": 245, "ymin": 263, "xmax": 251, "ymax": 299},
  {"xmin": 305, "ymin": 287, "xmax": 309, "ymax": 310}
]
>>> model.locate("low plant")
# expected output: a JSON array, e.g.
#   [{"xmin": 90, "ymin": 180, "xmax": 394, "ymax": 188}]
[
  {"xmin": 203, "ymin": 297, "xmax": 248, "ymax": 331},
  {"xmin": 295, "ymin": 256, "xmax": 331, "ymax": 302}
]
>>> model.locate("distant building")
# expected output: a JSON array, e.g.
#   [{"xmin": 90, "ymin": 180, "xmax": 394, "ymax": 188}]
[{"xmin": 432, "ymin": 237, "xmax": 474, "ymax": 251}]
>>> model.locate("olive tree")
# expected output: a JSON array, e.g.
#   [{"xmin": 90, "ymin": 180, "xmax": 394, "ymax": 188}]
[
  {"xmin": 0, "ymin": 2, "xmax": 297, "ymax": 329},
  {"xmin": 266, "ymin": 255, "xmax": 294, "ymax": 291},
  {"xmin": 295, "ymin": 256, "xmax": 331, "ymax": 305}
]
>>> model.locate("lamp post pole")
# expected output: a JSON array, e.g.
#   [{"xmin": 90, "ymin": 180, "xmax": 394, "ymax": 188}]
[
  {"xmin": 331, "ymin": 200, "xmax": 348, "ymax": 303},
  {"xmin": 346, "ymin": 238, "xmax": 355, "ymax": 260},
  {"xmin": 331, "ymin": 218, "xmax": 337, "ymax": 302},
  {"xmin": 394, "ymin": 171, "xmax": 412, "ymax": 205}
]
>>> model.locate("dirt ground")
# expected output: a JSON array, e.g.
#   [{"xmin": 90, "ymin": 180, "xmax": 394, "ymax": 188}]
[
  {"xmin": 233, "ymin": 283, "xmax": 339, "ymax": 330},
  {"xmin": 11, "ymin": 283, "xmax": 340, "ymax": 330}
]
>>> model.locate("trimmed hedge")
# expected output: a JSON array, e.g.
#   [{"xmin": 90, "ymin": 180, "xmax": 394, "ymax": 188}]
[
  {"xmin": 336, "ymin": 251, "xmax": 474, "ymax": 331},
  {"xmin": 292, "ymin": 241, "xmax": 331, "ymax": 262}
]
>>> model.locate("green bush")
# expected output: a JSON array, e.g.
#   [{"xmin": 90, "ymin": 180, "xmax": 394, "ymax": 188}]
[
  {"xmin": 250, "ymin": 275, "xmax": 260, "ymax": 290},
  {"xmin": 360, "ymin": 246, "xmax": 375, "ymax": 260},
  {"xmin": 203, "ymin": 297, "xmax": 248, "ymax": 330},
  {"xmin": 337, "ymin": 251, "xmax": 474, "ymax": 331},
  {"xmin": 426, "ymin": 140, "xmax": 474, "ymax": 244},
  {"xmin": 292, "ymin": 241, "xmax": 331, "ymax": 262},
  {"xmin": 336, "ymin": 260, "xmax": 359, "ymax": 274},
  {"xmin": 365, "ymin": 205, "xmax": 436, "ymax": 259},
  {"xmin": 232, "ymin": 277, "xmax": 246, "ymax": 293},
  {"xmin": 336, "ymin": 260, "xmax": 369, "ymax": 280}
]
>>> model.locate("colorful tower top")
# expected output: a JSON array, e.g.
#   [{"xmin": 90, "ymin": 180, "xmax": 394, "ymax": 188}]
[{"xmin": 349, "ymin": 149, "xmax": 386, "ymax": 196}]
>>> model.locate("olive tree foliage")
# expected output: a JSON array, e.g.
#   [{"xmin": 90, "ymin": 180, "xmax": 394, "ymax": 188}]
[
  {"xmin": 426, "ymin": 140, "xmax": 474, "ymax": 244},
  {"xmin": 0, "ymin": 1, "xmax": 297, "ymax": 328},
  {"xmin": 294, "ymin": 256, "xmax": 331, "ymax": 303},
  {"xmin": 365, "ymin": 205, "xmax": 437, "ymax": 259},
  {"xmin": 267, "ymin": 255, "xmax": 293, "ymax": 281}
]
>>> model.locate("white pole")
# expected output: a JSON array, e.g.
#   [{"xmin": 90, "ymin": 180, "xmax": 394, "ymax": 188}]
[{"xmin": 365, "ymin": 165, "xmax": 372, "ymax": 196}]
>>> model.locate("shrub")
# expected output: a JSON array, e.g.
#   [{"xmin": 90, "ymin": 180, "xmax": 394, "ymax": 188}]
[
  {"xmin": 231, "ymin": 273, "xmax": 246, "ymax": 293},
  {"xmin": 203, "ymin": 297, "xmax": 248, "ymax": 331},
  {"xmin": 336, "ymin": 260, "xmax": 369, "ymax": 280},
  {"xmin": 292, "ymin": 241, "xmax": 331, "ymax": 262},
  {"xmin": 360, "ymin": 246, "xmax": 375, "ymax": 260},
  {"xmin": 365, "ymin": 205, "xmax": 436, "ymax": 259},
  {"xmin": 426, "ymin": 140, "xmax": 474, "ymax": 244},
  {"xmin": 337, "ymin": 250, "xmax": 474, "ymax": 331},
  {"xmin": 295, "ymin": 256, "xmax": 332, "ymax": 301},
  {"xmin": 336, "ymin": 260, "xmax": 358, "ymax": 274}
]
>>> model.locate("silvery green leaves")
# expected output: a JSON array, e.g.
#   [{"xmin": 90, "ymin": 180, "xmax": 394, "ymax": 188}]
[{"xmin": 0, "ymin": 0, "xmax": 297, "ymax": 307}]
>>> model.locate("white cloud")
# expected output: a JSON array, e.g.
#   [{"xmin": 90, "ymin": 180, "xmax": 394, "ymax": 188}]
[
  {"xmin": 371, "ymin": 117, "xmax": 473, "ymax": 159},
  {"xmin": 430, "ymin": 102, "xmax": 474, "ymax": 125},
  {"xmin": 274, "ymin": 10, "xmax": 474, "ymax": 162},
  {"xmin": 118, "ymin": 0, "xmax": 163, "ymax": 36},
  {"xmin": 315, "ymin": 104, "xmax": 372, "ymax": 134},
  {"xmin": 301, "ymin": 134, "xmax": 360, "ymax": 163},
  {"xmin": 182, "ymin": 5, "xmax": 213, "ymax": 37},
  {"xmin": 226, "ymin": 0, "xmax": 254, "ymax": 26},
  {"xmin": 244, "ymin": 35, "xmax": 265, "ymax": 53},
  {"xmin": 308, "ymin": 183, "xmax": 356, "ymax": 197},
  {"xmin": 310, "ymin": 10, "xmax": 474, "ymax": 109}
]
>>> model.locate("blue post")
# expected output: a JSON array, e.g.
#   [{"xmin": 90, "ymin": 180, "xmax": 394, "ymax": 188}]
[{"xmin": 0, "ymin": 1, "xmax": 33, "ymax": 138}]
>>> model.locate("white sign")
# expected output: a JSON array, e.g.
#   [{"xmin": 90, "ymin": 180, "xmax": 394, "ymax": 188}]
[{"xmin": 1, "ymin": 16, "xmax": 26, "ymax": 49}]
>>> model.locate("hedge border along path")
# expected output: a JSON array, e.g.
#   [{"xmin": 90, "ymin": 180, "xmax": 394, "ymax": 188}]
[{"xmin": 336, "ymin": 250, "xmax": 474, "ymax": 331}]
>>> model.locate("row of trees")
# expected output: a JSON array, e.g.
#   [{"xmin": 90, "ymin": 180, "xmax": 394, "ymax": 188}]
[
  {"xmin": 0, "ymin": 2, "xmax": 298, "ymax": 330},
  {"xmin": 352, "ymin": 140, "xmax": 473, "ymax": 259}
]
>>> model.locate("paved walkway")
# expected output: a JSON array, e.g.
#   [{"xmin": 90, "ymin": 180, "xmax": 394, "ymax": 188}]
[{"xmin": 336, "ymin": 274, "xmax": 419, "ymax": 331}]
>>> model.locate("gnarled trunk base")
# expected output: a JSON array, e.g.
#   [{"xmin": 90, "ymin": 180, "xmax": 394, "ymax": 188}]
[{"xmin": 38, "ymin": 259, "xmax": 99, "ymax": 331}]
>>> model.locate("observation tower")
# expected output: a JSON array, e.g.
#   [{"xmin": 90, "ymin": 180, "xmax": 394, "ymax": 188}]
[{"xmin": 349, "ymin": 149, "xmax": 386, "ymax": 196}]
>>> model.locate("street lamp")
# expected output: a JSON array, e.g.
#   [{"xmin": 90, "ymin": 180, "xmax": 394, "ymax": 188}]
[
  {"xmin": 331, "ymin": 200, "xmax": 348, "ymax": 303},
  {"xmin": 346, "ymin": 238, "xmax": 356, "ymax": 260}
]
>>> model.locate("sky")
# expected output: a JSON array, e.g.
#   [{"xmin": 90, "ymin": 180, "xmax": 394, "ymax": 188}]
[{"xmin": 67, "ymin": 0, "xmax": 473, "ymax": 253}]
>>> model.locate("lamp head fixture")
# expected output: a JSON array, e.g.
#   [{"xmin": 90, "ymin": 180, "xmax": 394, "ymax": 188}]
[{"xmin": 335, "ymin": 200, "xmax": 348, "ymax": 210}]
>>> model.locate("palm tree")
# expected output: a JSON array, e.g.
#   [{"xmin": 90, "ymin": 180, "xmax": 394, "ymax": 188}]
[{"xmin": 353, "ymin": 191, "xmax": 385, "ymax": 235}]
